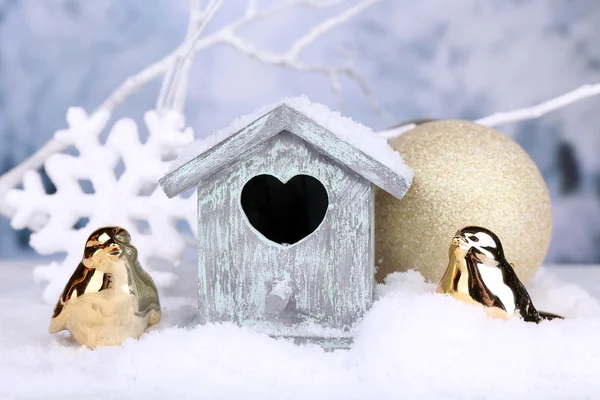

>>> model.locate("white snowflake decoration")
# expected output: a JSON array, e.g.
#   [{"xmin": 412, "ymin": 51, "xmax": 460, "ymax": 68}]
[{"xmin": 6, "ymin": 108, "xmax": 196, "ymax": 303}]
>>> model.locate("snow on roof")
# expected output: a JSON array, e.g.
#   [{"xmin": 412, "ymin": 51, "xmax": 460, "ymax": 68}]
[
  {"xmin": 161, "ymin": 96, "xmax": 413, "ymax": 199},
  {"xmin": 170, "ymin": 96, "xmax": 412, "ymax": 180}
]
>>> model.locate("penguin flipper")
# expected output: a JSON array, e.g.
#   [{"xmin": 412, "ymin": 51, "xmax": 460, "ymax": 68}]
[
  {"xmin": 515, "ymin": 288, "xmax": 542, "ymax": 323},
  {"xmin": 53, "ymin": 262, "xmax": 94, "ymax": 317},
  {"xmin": 49, "ymin": 311, "xmax": 67, "ymax": 334},
  {"xmin": 501, "ymin": 263, "xmax": 543, "ymax": 322}
]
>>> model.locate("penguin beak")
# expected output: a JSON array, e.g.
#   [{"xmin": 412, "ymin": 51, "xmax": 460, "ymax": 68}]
[
  {"xmin": 452, "ymin": 235, "xmax": 469, "ymax": 249},
  {"xmin": 107, "ymin": 245, "xmax": 122, "ymax": 257}
]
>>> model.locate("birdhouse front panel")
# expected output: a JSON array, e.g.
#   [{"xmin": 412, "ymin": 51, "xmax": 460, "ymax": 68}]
[
  {"xmin": 160, "ymin": 102, "xmax": 413, "ymax": 344},
  {"xmin": 196, "ymin": 132, "xmax": 374, "ymax": 335}
]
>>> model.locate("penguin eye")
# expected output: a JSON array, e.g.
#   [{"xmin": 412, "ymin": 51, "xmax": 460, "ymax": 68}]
[
  {"xmin": 115, "ymin": 233, "xmax": 128, "ymax": 243},
  {"xmin": 470, "ymin": 236, "xmax": 479, "ymax": 242}
]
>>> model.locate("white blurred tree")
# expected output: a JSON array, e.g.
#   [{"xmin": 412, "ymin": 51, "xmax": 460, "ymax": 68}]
[
  {"xmin": 0, "ymin": 0, "xmax": 391, "ymax": 302},
  {"xmin": 0, "ymin": 0, "xmax": 389, "ymax": 224},
  {"xmin": 1, "ymin": 0, "xmax": 600, "ymax": 302}
]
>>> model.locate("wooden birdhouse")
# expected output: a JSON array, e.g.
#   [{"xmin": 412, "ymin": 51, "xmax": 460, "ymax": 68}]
[{"xmin": 159, "ymin": 99, "xmax": 412, "ymax": 346}]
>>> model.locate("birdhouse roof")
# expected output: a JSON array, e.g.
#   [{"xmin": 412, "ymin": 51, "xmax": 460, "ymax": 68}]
[{"xmin": 160, "ymin": 97, "xmax": 413, "ymax": 199}]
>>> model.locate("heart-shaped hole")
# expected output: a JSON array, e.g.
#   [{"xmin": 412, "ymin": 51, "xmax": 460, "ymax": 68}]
[{"xmin": 241, "ymin": 174, "xmax": 329, "ymax": 245}]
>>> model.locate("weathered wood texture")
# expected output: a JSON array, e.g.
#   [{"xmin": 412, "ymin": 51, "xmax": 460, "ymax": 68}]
[
  {"xmin": 161, "ymin": 107, "xmax": 286, "ymax": 198},
  {"xmin": 160, "ymin": 105, "xmax": 411, "ymax": 200},
  {"xmin": 197, "ymin": 133, "xmax": 374, "ymax": 332},
  {"xmin": 157, "ymin": 104, "xmax": 412, "ymax": 339},
  {"xmin": 284, "ymin": 107, "xmax": 410, "ymax": 200}
]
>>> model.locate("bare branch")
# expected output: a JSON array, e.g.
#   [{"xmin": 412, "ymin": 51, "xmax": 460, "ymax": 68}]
[
  {"xmin": 476, "ymin": 82, "xmax": 600, "ymax": 127},
  {"xmin": 159, "ymin": 0, "xmax": 225, "ymax": 113},
  {"xmin": 377, "ymin": 123, "xmax": 418, "ymax": 140},
  {"xmin": 220, "ymin": 31, "xmax": 387, "ymax": 118},
  {"xmin": 218, "ymin": 0, "xmax": 386, "ymax": 118},
  {"xmin": 286, "ymin": 0, "xmax": 380, "ymax": 61},
  {"xmin": 228, "ymin": 0, "xmax": 350, "ymax": 32},
  {"xmin": 114, "ymin": 0, "xmax": 383, "ymax": 116},
  {"xmin": 156, "ymin": 0, "xmax": 205, "ymax": 112},
  {"xmin": 245, "ymin": 0, "xmax": 257, "ymax": 17},
  {"xmin": 0, "ymin": 0, "xmax": 384, "ymax": 221},
  {"xmin": 344, "ymin": 68, "xmax": 395, "ymax": 123},
  {"xmin": 101, "ymin": 0, "xmax": 382, "ymax": 114},
  {"xmin": 297, "ymin": 0, "xmax": 349, "ymax": 7},
  {"xmin": 377, "ymin": 82, "xmax": 600, "ymax": 140}
]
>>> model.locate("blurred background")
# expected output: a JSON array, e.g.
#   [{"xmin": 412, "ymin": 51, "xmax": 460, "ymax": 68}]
[{"xmin": 0, "ymin": 0, "xmax": 599, "ymax": 263}]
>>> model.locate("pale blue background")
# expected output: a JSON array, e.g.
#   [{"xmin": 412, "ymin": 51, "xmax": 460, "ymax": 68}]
[{"xmin": 1, "ymin": 0, "xmax": 599, "ymax": 263}]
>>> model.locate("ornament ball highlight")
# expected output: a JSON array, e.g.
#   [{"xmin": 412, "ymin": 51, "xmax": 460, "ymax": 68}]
[{"xmin": 375, "ymin": 120, "xmax": 552, "ymax": 284}]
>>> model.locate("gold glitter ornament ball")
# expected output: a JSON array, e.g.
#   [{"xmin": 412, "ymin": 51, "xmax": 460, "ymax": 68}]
[{"xmin": 375, "ymin": 120, "xmax": 552, "ymax": 285}]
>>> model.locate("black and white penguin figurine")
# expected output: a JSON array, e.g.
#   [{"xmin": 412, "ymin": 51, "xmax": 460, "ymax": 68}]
[
  {"xmin": 49, "ymin": 227, "xmax": 161, "ymax": 347},
  {"xmin": 437, "ymin": 226, "xmax": 562, "ymax": 323}
]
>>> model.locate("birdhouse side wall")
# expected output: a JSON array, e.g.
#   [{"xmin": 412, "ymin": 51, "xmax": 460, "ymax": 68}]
[{"xmin": 196, "ymin": 132, "xmax": 374, "ymax": 332}]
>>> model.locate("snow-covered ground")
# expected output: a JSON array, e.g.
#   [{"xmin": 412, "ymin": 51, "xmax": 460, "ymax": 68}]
[{"xmin": 1, "ymin": 262, "xmax": 599, "ymax": 399}]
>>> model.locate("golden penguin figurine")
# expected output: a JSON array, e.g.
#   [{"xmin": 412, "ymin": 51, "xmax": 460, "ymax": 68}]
[
  {"xmin": 437, "ymin": 226, "xmax": 562, "ymax": 323},
  {"xmin": 49, "ymin": 226, "xmax": 161, "ymax": 347}
]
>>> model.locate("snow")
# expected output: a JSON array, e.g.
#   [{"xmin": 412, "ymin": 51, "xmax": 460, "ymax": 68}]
[
  {"xmin": 1, "ymin": 263, "xmax": 599, "ymax": 399},
  {"xmin": 170, "ymin": 96, "xmax": 413, "ymax": 181}
]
